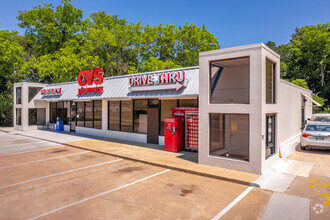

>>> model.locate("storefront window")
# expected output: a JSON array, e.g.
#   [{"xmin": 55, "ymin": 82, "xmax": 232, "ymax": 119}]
[
  {"xmin": 85, "ymin": 101, "xmax": 93, "ymax": 128},
  {"xmin": 266, "ymin": 59, "xmax": 276, "ymax": 104},
  {"xmin": 134, "ymin": 100, "xmax": 148, "ymax": 134},
  {"xmin": 121, "ymin": 100, "xmax": 133, "ymax": 132},
  {"xmin": 94, "ymin": 101, "xmax": 102, "ymax": 129},
  {"xmin": 16, "ymin": 108, "xmax": 21, "ymax": 125},
  {"xmin": 77, "ymin": 102, "xmax": 85, "ymax": 127},
  {"xmin": 210, "ymin": 113, "xmax": 249, "ymax": 161},
  {"xmin": 28, "ymin": 87, "xmax": 42, "ymax": 102},
  {"xmin": 50, "ymin": 102, "xmax": 68, "ymax": 124},
  {"xmin": 57, "ymin": 102, "xmax": 68, "ymax": 124},
  {"xmin": 109, "ymin": 101, "xmax": 120, "ymax": 131},
  {"xmin": 178, "ymin": 99, "xmax": 198, "ymax": 107},
  {"xmin": 210, "ymin": 57, "xmax": 249, "ymax": 104},
  {"xmin": 28, "ymin": 108, "xmax": 46, "ymax": 126},
  {"xmin": 160, "ymin": 100, "xmax": 177, "ymax": 135},
  {"xmin": 16, "ymin": 87, "xmax": 21, "ymax": 104}
]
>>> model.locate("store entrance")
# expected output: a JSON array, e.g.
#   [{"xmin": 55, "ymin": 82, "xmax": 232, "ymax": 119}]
[{"xmin": 147, "ymin": 100, "xmax": 159, "ymax": 144}]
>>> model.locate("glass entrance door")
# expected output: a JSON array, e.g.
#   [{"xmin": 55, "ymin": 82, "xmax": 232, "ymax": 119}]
[
  {"xmin": 266, "ymin": 114, "xmax": 275, "ymax": 158},
  {"xmin": 70, "ymin": 101, "xmax": 77, "ymax": 131}
]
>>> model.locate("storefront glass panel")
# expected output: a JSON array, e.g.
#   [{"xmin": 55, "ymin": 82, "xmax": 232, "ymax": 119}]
[
  {"xmin": 210, "ymin": 113, "xmax": 249, "ymax": 161},
  {"xmin": 16, "ymin": 87, "xmax": 21, "ymax": 104},
  {"xmin": 85, "ymin": 101, "xmax": 93, "ymax": 128},
  {"xmin": 56, "ymin": 102, "xmax": 68, "ymax": 124},
  {"xmin": 210, "ymin": 57, "xmax": 249, "ymax": 104},
  {"xmin": 178, "ymin": 99, "xmax": 198, "ymax": 107},
  {"xmin": 77, "ymin": 102, "xmax": 85, "ymax": 127},
  {"xmin": 28, "ymin": 87, "xmax": 42, "ymax": 102},
  {"xmin": 109, "ymin": 101, "xmax": 120, "ymax": 131},
  {"xmin": 121, "ymin": 100, "xmax": 133, "ymax": 132},
  {"xmin": 160, "ymin": 100, "xmax": 177, "ymax": 135},
  {"xmin": 50, "ymin": 102, "xmax": 57, "ymax": 123},
  {"xmin": 28, "ymin": 108, "xmax": 46, "ymax": 125},
  {"xmin": 16, "ymin": 108, "xmax": 21, "ymax": 125},
  {"xmin": 134, "ymin": 100, "xmax": 148, "ymax": 134},
  {"xmin": 94, "ymin": 101, "xmax": 102, "ymax": 129},
  {"xmin": 266, "ymin": 59, "xmax": 276, "ymax": 104},
  {"xmin": 266, "ymin": 114, "xmax": 276, "ymax": 158}
]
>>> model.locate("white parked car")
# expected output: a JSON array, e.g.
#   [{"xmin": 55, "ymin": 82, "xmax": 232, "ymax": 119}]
[{"xmin": 300, "ymin": 122, "xmax": 330, "ymax": 150}]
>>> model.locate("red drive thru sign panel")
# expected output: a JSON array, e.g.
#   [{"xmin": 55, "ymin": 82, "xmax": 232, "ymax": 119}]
[
  {"xmin": 77, "ymin": 68, "xmax": 104, "ymax": 95},
  {"xmin": 171, "ymin": 107, "xmax": 199, "ymax": 151}
]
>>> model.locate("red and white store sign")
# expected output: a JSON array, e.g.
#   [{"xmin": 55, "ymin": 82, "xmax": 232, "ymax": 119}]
[
  {"xmin": 77, "ymin": 68, "xmax": 104, "ymax": 95},
  {"xmin": 129, "ymin": 71, "xmax": 185, "ymax": 91},
  {"xmin": 41, "ymin": 88, "xmax": 62, "ymax": 96}
]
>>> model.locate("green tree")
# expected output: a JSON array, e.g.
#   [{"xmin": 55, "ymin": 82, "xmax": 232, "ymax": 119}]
[
  {"xmin": 0, "ymin": 29, "xmax": 26, "ymax": 126},
  {"xmin": 286, "ymin": 23, "xmax": 330, "ymax": 102},
  {"xmin": 140, "ymin": 57, "xmax": 181, "ymax": 72},
  {"xmin": 176, "ymin": 23, "xmax": 219, "ymax": 67}
]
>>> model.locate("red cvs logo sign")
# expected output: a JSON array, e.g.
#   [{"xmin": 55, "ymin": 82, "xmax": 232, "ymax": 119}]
[{"xmin": 78, "ymin": 68, "xmax": 104, "ymax": 95}]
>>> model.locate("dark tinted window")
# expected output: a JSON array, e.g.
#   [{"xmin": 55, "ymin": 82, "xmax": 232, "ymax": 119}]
[
  {"xmin": 109, "ymin": 101, "xmax": 120, "ymax": 131},
  {"xmin": 160, "ymin": 100, "xmax": 177, "ymax": 136},
  {"xmin": 266, "ymin": 59, "xmax": 276, "ymax": 104},
  {"xmin": 77, "ymin": 102, "xmax": 85, "ymax": 127},
  {"xmin": 306, "ymin": 125, "xmax": 330, "ymax": 132},
  {"xmin": 16, "ymin": 108, "xmax": 21, "ymax": 125},
  {"xmin": 121, "ymin": 100, "xmax": 133, "ymax": 132},
  {"xmin": 85, "ymin": 101, "xmax": 93, "ymax": 128},
  {"xmin": 16, "ymin": 87, "xmax": 21, "ymax": 104},
  {"xmin": 94, "ymin": 101, "xmax": 102, "ymax": 129},
  {"xmin": 178, "ymin": 99, "xmax": 198, "ymax": 107},
  {"xmin": 28, "ymin": 87, "xmax": 42, "ymax": 102}
]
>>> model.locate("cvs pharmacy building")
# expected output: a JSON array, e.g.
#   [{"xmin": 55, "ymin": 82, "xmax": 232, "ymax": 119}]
[{"xmin": 13, "ymin": 44, "xmax": 319, "ymax": 174}]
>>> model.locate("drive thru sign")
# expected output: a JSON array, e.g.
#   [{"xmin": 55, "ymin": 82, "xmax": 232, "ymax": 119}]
[{"xmin": 129, "ymin": 71, "xmax": 186, "ymax": 91}]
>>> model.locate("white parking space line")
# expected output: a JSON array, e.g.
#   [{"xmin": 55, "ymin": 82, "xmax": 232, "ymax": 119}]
[
  {"xmin": 29, "ymin": 169, "xmax": 171, "ymax": 220},
  {"xmin": 212, "ymin": 186, "xmax": 254, "ymax": 220},
  {"xmin": 0, "ymin": 151, "xmax": 91, "ymax": 169},
  {"xmin": 0, "ymin": 145, "xmax": 66, "ymax": 157},
  {"xmin": 0, "ymin": 159, "xmax": 123, "ymax": 190}
]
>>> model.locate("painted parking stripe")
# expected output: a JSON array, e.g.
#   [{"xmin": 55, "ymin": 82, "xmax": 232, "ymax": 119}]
[
  {"xmin": 0, "ymin": 159, "xmax": 123, "ymax": 190},
  {"xmin": 29, "ymin": 169, "xmax": 171, "ymax": 220},
  {"xmin": 0, "ymin": 151, "xmax": 91, "ymax": 169},
  {"xmin": 212, "ymin": 186, "xmax": 254, "ymax": 220},
  {"xmin": 0, "ymin": 146, "xmax": 66, "ymax": 157}
]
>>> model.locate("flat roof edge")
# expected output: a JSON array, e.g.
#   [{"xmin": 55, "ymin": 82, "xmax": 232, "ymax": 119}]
[
  {"xmin": 199, "ymin": 43, "xmax": 280, "ymax": 58},
  {"xmin": 280, "ymin": 79, "xmax": 312, "ymax": 93}
]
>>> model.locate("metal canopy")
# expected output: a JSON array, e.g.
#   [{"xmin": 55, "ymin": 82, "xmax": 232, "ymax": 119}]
[
  {"xmin": 33, "ymin": 67, "xmax": 199, "ymax": 102},
  {"xmin": 302, "ymin": 93, "xmax": 322, "ymax": 106}
]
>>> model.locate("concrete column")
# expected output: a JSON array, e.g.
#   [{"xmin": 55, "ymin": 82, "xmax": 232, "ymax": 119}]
[{"xmin": 102, "ymin": 99, "xmax": 108, "ymax": 130}]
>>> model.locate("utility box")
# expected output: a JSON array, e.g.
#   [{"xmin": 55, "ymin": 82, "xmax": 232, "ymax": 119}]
[
  {"xmin": 56, "ymin": 117, "xmax": 64, "ymax": 131},
  {"xmin": 164, "ymin": 118, "xmax": 184, "ymax": 152}
]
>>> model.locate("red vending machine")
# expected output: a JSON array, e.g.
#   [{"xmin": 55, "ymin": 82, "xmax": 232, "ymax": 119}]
[{"xmin": 164, "ymin": 118, "xmax": 184, "ymax": 152}]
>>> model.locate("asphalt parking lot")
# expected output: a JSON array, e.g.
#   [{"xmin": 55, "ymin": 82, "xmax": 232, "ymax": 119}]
[{"xmin": 0, "ymin": 130, "xmax": 271, "ymax": 219}]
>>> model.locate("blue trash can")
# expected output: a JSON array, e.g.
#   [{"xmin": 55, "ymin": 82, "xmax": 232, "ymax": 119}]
[{"xmin": 56, "ymin": 117, "xmax": 64, "ymax": 131}]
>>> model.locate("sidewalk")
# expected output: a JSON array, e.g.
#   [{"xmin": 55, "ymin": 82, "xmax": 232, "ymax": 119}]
[{"xmin": 7, "ymin": 129, "xmax": 259, "ymax": 186}]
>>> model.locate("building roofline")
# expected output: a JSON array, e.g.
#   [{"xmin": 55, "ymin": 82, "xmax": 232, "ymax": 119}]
[
  {"xmin": 280, "ymin": 79, "xmax": 312, "ymax": 93},
  {"xmin": 199, "ymin": 43, "xmax": 280, "ymax": 59},
  {"xmin": 42, "ymin": 66, "xmax": 199, "ymax": 87}
]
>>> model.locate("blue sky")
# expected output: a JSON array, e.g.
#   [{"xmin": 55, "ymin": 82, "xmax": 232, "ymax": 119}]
[{"xmin": 0, "ymin": 0, "xmax": 329, "ymax": 48}]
